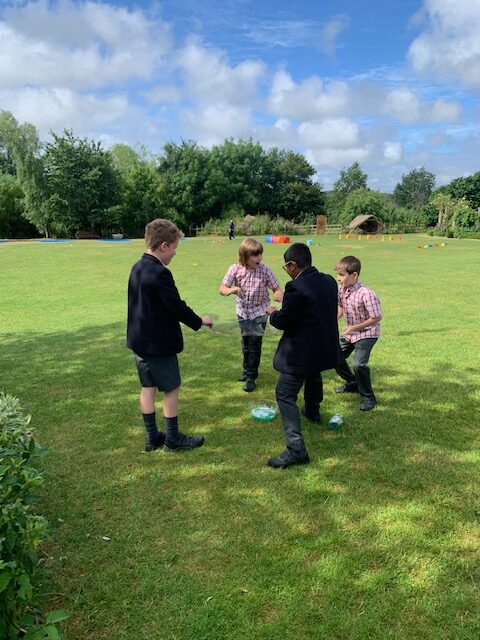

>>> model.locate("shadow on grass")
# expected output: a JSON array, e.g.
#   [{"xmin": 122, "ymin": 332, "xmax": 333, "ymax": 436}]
[{"xmin": 1, "ymin": 323, "xmax": 479, "ymax": 639}]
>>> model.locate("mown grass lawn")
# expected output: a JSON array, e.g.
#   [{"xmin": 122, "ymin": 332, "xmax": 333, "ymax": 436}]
[{"xmin": 0, "ymin": 234, "xmax": 479, "ymax": 639}]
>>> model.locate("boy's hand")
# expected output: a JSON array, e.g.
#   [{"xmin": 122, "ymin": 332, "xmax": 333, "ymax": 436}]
[
  {"xmin": 273, "ymin": 290, "xmax": 283, "ymax": 302},
  {"xmin": 342, "ymin": 325, "xmax": 355, "ymax": 335},
  {"xmin": 230, "ymin": 286, "xmax": 240, "ymax": 296},
  {"xmin": 202, "ymin": 316, "xmax": 213, "ymax": 328},
  {"xmin": 266, "ymin": 306, "xmax": 277, "ymax": 315}
]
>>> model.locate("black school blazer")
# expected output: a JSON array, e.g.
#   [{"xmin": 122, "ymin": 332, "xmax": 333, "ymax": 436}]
[
  {"xmin": 269, "ymin": 266, "xmax": 340, "ymax": 375},
  {"xmin": 127, "ymin": 253, "xmax": 202, "ymax": 357}
]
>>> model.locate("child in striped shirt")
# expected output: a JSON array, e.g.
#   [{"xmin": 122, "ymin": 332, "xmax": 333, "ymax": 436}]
[
  {"xmin": 334, "ymin": 255, "xmax": 382, "ymax": 411},
  {"xmin": 219, "ymin": 238, "xmax": 283, "ymax": 392}
]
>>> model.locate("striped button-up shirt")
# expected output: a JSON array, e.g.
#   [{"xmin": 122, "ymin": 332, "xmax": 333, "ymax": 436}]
[
  {"xmin": 338, "ymin": 281, "xmax": 382, "ymax": 344},
  {"xmin": 222, "ymin": 263, "xmax": 280, "ymax": 319}
]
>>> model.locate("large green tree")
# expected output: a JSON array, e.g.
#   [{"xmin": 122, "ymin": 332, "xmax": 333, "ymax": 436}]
[
  {"xmin": 328, "ymin": 162, "xmax": 368, "ymax": 220},
  {"xmin": 394, "ymin": 167, "xmax": 435, "ymax": 209},
  {"xmin": 0, "ymin": 111, "xmax": 40, "ymax": 180},
  {"xmin": 109, "ymin": 143, "xmax": 164, "ymax": 235},
  {"xmin": 26, "ymin": 130, "xmax": 121, "ymax": 237},
  {"xmin": 339, "ymin": 188, "xmax": 384, "ymax": 226},
  {"xmin": 265, "ymin": 148, "xmax": 324, "ymax": 222},
  {"xmin": 333, "ymin": 162, "xmax": 368, "ymax": 195},
  {"xmin": 206, "ymin": 139, "xmax": 267, "ymax": 218},
  {"xmin": 0, "ymin": 174, "xmax": 38, "ymax": 238},
  {"xmin": 156, "ymin": 140, "xmax": 213, "ymax": 230},
  {"xmin": 437, "ymin": 171, "xmax": 480, "ymax": 210}
]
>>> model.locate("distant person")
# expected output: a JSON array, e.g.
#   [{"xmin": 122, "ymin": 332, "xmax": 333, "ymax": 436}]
[
  {"xmin": 228, "ymin": 220, "xmax": 235, "ymax": 240},
  {"xmin": 127, "ymin": 218, "xmax": 213, "ymax": 452},
  {"xmin": 334, "ymin": 255, "xmax": 382, "ymax": 411},
  {"xmin": 266, "ymin": 243, "xmax": 339, "ymax": 469},
  {"xmin": 219, "ymin": 238, "xmax": 283, "ymax": 392}
]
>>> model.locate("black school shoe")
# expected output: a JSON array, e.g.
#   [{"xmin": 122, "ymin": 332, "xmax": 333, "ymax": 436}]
[
  {"xmin": 301, "ymin": 408, "xmax": 321, "ymax": 424},
  {"xmin": 267, "ymin": 449, "xmax": 310, "ymax": 469},
  {"xmin": 144, "ymin": 432, "xmax": 166, "ymax": 452},
  {"xmin": 238, "ymin": 373, "xmax": 248, "ymax": 382},
  {"xmin": 243, "ymin": 379, "xmax": 256, "ymax": 392},
  {"xmin": 360, "ymin": 397, "xmax": 377, "ymax": 411},
  {"xmin": 163, "ymin": 433, "xmax": 204, "ymax": 451}
]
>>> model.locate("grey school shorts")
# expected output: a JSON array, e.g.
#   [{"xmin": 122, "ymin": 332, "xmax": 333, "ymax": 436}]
[
  {"xmin": 134, "ymin": 354, "xmax": 181, "ymax": 392},
  {"xmin": 237, "ymin": 314, "xmax": 267, "ymax": 337}
]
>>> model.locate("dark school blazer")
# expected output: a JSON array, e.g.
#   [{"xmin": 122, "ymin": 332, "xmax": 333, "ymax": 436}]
[
  {"xmin": 269, "ymin": 266, "xmax": 340, "ymax": 376},
  {"xmin": 127, "ymin": 253, "xmax": 202, "ymax": 357}
]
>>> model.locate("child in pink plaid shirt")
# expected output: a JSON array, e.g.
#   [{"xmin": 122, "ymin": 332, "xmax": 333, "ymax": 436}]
[
  {"xmin": 334, "ymin": 255, "xmax": 382, "ymax": 411},
  {"xmin": 219, "ymin": 238, "xmax": 283, "ymax": 392}
]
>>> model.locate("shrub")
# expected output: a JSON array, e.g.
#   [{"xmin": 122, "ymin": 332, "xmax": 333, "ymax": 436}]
[
  {"xmin": 0, "ymin": 392, "xmax": 68, "ymax": 639},
  {"xmin": 453, "ymin": 229, "xmax": 480, "ymax": 239},
  {"xmin": 197, "ymin": 214, "xmax": 302, "ymax": 237}
]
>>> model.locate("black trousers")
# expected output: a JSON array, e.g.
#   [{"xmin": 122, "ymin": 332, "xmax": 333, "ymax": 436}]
[
  {"xmin": 241, "ymin": 335, "xmax": 263, "ymax": 380},
  {"xmin": 335, "ymin": 336, "xmax": 377, "ymax": 399},
  {"xmin": 275, "ymin": 371, "xmax": 323, "ymax": 455}
]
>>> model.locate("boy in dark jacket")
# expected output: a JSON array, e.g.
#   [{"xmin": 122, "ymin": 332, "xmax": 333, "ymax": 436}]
[
  {"xmin": 266, "ymin": 243, "xmax": 339, "ymax": 468},
  {"xmin": 127, "ymin": 219, "xmax": 213, "ymax": 452}
]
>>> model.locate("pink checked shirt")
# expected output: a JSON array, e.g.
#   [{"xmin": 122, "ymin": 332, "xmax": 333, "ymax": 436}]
[
  {"xmin": 338, "ymin": 281, "xmax": 382, "ymax": 344},
  {"xmin": 222, "ymin": 263, "xmax": 280, "ymax": 320}
]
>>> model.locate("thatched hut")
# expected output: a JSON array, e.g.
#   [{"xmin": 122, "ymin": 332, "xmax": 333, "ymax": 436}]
[{"xmin": 347, "ymin": 214, "xmax": 383, "ymax": 233}]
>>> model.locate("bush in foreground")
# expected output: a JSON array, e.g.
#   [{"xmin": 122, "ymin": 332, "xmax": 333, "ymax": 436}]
[{"xmin": 0, "ymin": 392, "xmax": 67, "ymax": 639}]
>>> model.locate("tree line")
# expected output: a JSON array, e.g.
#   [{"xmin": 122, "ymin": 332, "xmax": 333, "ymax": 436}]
[{"xmin": 1, "ymin": 110, "xmax": 479, "ymax": 239}]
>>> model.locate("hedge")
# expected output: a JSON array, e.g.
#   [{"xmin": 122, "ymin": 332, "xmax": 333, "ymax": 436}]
[{"xmin": 0, "ymin": 391, "xmax": 68, "ymax": 639}]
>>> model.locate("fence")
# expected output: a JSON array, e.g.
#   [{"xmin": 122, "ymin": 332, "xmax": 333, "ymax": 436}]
[
  {"xmin": 192, "ymin": 224, "xmax": 343, "ymax": 237},
  {"xmin": 191, "ymin": 223, "xmax": 426, "ymax": 237}
]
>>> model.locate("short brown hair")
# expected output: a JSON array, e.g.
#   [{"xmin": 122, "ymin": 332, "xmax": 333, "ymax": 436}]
[
  {"xmin": 238, "ymin": 238, "xmax": 263, "ymax": 267},
  {"xmin": 335, "ymin": 255, "xmax": 361, "ymax": 275},
  {"xmin": 145, "ymin": 219, "xmax": 183, "ymax": 250}
]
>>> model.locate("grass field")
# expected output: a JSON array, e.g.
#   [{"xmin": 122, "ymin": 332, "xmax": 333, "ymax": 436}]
[{"xmin": 1, "ymin": 234, "xmax": 479, "ymax": 639}]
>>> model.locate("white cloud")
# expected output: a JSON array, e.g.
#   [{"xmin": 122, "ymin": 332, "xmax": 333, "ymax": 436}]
[
  {"xmin": 274, "ymin": 118, "xmax": 292, "ymax": 132},
  {"xmin": 305, "ymin": 145, "xmax": 371, "ymax": 167},
  {"xmin": 178, "ymin": 39, "xmax": 264, "ymax": 106},
  {"xmin": 267, "ymin": 70, "xmax": 350, "ymax": 120},
  {"xmin": 180, "ymin": 103, "xmax": 253, "ymax": 146},
  {"xmin": 383, "ymin": 141, "xmax": 402, "ymax": 163},
  {"xmin": 0, "ymin": 87, "xmax": 133, "ymax": 138},
  {"xmin": 320, "ymin": 15, "xmax": 349, "ymax": 55},
  {"xmin": 143, "ymin": 86, "xmax": 182, "ymax": 104},
  {"xmin": 244, "ymin": 15, "xmax": 348, "ymax": 53},
  {"xmin": 384, "ymin": 87, "xmax": 460, "ymax": 124},
  {"xmin": 408, "ymin": 0, "xmax": 480, "ymax": 89},
  {"xmin": 0, "ymin": 1, "xmax": 171, "ymax": 89},
  {"xmin": 385, "ymin": 88, "xmax": 421, "ymax": 123},
  {"xmin": 430, "ymin": 98, "xmax": 461, "ymax": 122},
  {"xmin": 298, "ymin": 119, "xmax": 360, "ymax": 148}
]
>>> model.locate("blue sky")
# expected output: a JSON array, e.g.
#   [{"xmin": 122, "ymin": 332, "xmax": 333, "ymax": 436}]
[{"xmin": 1, "ymin": 0, "xmax": 479, "ymax": 191}]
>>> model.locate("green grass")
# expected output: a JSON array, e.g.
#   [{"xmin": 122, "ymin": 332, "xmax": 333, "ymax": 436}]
[{"xmin": 1, "ymin": 234, "xmax": 479, "ymax": 639}]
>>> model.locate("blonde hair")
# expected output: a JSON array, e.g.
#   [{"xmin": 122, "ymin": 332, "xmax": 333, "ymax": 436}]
[
  {"xmin": 145, "ymin": 219, "xmax": 183, "ymax": 250},
  {"xmin": 238, "ymin": 238, "xmax": 263, "ymax": 267}
]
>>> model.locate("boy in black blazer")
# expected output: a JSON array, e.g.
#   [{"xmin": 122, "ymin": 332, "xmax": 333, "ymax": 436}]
[
  {"xmin": 127, "ymin": 219, "xmax": 213, "ymax": 452},
  {"xmin": 266, "ymin": 243, "xmax": 339, "ymax": 468}
]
